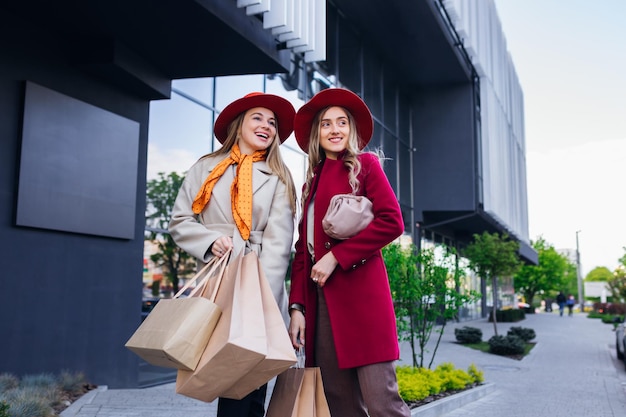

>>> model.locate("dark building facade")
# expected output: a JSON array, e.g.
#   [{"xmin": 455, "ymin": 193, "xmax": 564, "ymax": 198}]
[{"xmin": 0, "ymin": 0, "xmax": 536, "ymax": 388}]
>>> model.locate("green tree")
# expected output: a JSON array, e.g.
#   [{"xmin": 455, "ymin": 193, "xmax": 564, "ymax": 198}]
[
  {"xmin": 384, "ymin": 243, "xmax": 479, "ymax": 368},
  {"xmin": 561, "ymin": 261, "xmax": 579, "ymax": 299},
  {"xmin": 145, "ymin": 172, "xmax": 196, "ymax": 294},
  {"xmin": 384, "ymin": 243, "xmax": 418, "ymax": 364},
  {"xmin": 514, "ymin": 237, "xmax": 569, "ymax": 306},
  {"xmin": 463, "ymin": 232, "xmax": 521, "ymax": 336},
  {"xmin": 607, "ymin": 266, "xmax": 626, "ymax": 302},
  {"xmin": 606, "ymin": 248, "xmax": 626, "ymax": 302},
  {"xmin": 585, "ymin": 266, "xmax": 613, "ymax": 282}
]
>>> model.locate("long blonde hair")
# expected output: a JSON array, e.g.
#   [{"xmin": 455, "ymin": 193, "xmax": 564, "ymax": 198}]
[
  {"xmin": 202, "ymin": 112, "xmax": 298, "ymax": 216},
  {"xmin": 300, "ymin": 106, "xmax": 364, "ymax": 211}
]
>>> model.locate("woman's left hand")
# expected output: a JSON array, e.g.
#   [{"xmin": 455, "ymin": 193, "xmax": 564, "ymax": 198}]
[
  {"xmin": 310, "ymin": 251, "xmax": 338, "ymax": 288},
  {"xmin": 211, "ymin": 236, "xmax": 233, "ymax": 258}
]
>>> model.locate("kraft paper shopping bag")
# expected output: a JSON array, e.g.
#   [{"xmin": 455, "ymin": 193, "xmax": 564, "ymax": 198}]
[
  {"xmin": 125, "ymin": 252, "xmax": 229, "ymax": 371},
  {"xmin": 175, "ymin": 249, "xmax": 267, "ymax": 402},
  {"xmin": 266, "ymin": 365, "xmax": 331, "ymax": 417},
  {"xmin": 219, "ymin": 254, "xmax": 297, "ymax": 399}
]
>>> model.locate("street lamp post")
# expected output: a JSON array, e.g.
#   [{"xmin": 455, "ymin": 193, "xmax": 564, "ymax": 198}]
[{"xmin": 576, "ymin": 230, "xmax": 583, "ymax": 312}]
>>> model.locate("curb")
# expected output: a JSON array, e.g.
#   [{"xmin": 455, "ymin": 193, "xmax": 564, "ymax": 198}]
[
  {"xmin": 58, "ymin": 382, "xmax": 496, "ymax": 417},
  {"xmin": 60, "ymin": 385, "xmax": 108, "ymax": 417},
  {"xmin": 411, "ymin": 382, "xmax": 496, "ymax": 417}
]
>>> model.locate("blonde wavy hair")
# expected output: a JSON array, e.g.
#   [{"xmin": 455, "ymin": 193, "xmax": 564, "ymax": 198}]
[
  {"xmin": 300, "ymin": 106, "xmax": 368, "ymax": 211},
  {"xmin": 202, "ymin": 111, "xmax": 298, "ymax": 216}
]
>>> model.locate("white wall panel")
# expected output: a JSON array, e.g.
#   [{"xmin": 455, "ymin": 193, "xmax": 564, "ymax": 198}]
[
  {"xmin": 236, "ymin": 0, "xmax": 325, "ymax": 62},
  {"xmin": 444, "ymin": 0, "xmax": 530, "ymax": 242}
]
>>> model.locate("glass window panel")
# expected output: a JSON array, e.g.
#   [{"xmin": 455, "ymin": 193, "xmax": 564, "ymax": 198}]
[
  {"xmin": 215, "ymin": 75, "xmax": 265, "ymax": 110},
  {"xmin": 280, "ymin": 146, "xmax": 307, "ymax": 200},
  {"xmin": 367, "ymin": 120, "xmax": 382, "ymax": 151},
  {"xmin": 148, "ymin": 94, "xmax": 214, "ymax": 179},
  {"xmin": 399, "ymin": 142, "xmax": 412, "ymax": 206},
  {"xmin": 399, "ymin": 93, "xmax": 411, "ymax": 147},
  {"xmin": 323, "ymin": 6, "xmax": 338, "ymax": 75},
  {"xmin": 266, "ymin": 76, "xmax": 306, "ymax": 145},
  {"xmin": 337, "ymin": 18, "xmax": 361, "ymax": 93},
  {"xmin": 383, "ymin": 77, "xmax": 396, "ymax": 135},
  {"xmin": 383, "ymin": 130, "xmax": 397, "ymax": 195},
  {"xmin": 400, "ymin": 204, "xmax": 412, "ymax": 235},
  {"xmin": 171, "ymin": 77, "xmax": 214, "ymax": 105},
  {"xmin": 363, "ymin": 47, "xmax": 382, "ymax": 119}
]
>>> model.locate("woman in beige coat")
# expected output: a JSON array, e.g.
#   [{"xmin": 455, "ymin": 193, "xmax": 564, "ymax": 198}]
[{"xmin": 168, "ymin": 92, "xmax": 297, "ymax": 417}]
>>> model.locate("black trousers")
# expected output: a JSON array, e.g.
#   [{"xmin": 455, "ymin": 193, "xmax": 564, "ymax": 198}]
[{"xmin": 216, "ymin": 384, "xmax": 267, "ymax": 417}]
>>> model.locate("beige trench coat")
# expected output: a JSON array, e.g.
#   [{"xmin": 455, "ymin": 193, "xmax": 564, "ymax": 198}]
[{"xmin": 168, "ymin": 154, "xmax": 295, "ymax": 321}]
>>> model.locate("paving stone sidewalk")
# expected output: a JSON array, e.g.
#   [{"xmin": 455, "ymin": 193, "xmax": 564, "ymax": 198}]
[{"xmin": 62, "ymin": 312, "xmax": 626, "ymax": 417}]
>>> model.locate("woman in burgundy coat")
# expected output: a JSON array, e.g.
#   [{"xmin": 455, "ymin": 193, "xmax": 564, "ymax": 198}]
[{"xmin": 288, "ymin": 88, "xmax": 411, "ymax": 417}]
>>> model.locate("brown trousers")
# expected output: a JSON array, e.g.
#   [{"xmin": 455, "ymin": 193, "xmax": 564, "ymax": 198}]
[{"xmin": 315, "ymin": 288, "xmax": 411, "ymax": 417}]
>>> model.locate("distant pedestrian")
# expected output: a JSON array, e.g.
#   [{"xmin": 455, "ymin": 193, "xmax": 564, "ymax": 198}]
[
  {"xmin": 544, "ymin": 298, "xmax": 553, "ymax": 312},
  {"xmin": 566, "ymin": 294, "xmax": 575, "ymax": 316},
  {"xmin": 556, "ymin": 291, "xmax": 566, "ymax": 316}
]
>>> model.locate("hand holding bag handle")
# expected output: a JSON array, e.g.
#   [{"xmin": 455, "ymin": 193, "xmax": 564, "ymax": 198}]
[{"xmin": 174, "ymin": 248, "xmax": 231, "ymax": 300}]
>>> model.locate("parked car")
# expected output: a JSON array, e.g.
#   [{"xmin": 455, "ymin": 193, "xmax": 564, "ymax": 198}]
[
  {"xmin": 615, "ymin": 319, "xmax": 626, "ymax": 367},
  {"xmin": 141, "ymin": 297, "xmax": 160, "ymax": 322}
]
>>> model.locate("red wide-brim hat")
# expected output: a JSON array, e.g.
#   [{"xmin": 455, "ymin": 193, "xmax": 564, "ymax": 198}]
[
  {"xmin": 214, "ymin": 92, "xmax": 296, "ymax": 144},
  {"xmin": 294, "ymin": 88, "xmax": 373, "ymax": 154}
]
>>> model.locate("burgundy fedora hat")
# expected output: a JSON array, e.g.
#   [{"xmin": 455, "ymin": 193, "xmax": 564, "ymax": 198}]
[
  {"xmin": 294, "ymin": 88, "xmax": 373, "ymax": 153},
  {"xmin": 214, "ymin": 92, "xmax": 296, "ymax": 144}
]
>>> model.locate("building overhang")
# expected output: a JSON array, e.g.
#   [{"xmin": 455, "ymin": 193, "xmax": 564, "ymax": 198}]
[
  {"xmin": 2, "ymin": 0, "xmax": 291, "ymax": 99},
  {"xmin": 331, "ymin": 0, "xmax": 474, "ymax": 88},
  {"xmin": 421, "ymin": 210, "xmax": 539, "ymax": 265}
]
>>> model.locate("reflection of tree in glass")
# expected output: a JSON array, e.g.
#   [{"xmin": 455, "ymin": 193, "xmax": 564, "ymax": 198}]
[{"xmin": 145, "ymin": 171, "xmax": 196, "ymax": 294}]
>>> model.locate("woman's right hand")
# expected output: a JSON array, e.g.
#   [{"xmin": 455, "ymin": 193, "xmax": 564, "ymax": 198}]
[
  {"xmin": 289, "ymin": 311, "xmax": 305, "ymax": 349},
  {"xmin": 211, "ymin": 236, "xmax": 233, "ymax": 257}
]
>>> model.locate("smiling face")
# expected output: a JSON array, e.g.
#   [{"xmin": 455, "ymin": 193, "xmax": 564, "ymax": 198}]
[
  {"xmin": 237, "ymin": 107, "xmax": 277, "ymax": 154},
  {"xmin": 319, "ymin": 106, "xmax": 350, "ymax": 160}
]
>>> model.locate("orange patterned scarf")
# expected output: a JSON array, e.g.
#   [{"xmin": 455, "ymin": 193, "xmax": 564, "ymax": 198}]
[{"xmin": 192, "ymin": 144, "xmax": 267, "ymax": 240}]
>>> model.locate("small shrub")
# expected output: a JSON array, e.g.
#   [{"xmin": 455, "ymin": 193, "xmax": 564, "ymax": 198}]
[
  {"xmin": 0, "ymin": 401, "xmax": 9, "ymax": 417},
  {"xmin": 454, "ymin": 326, "xmax": 482, "ymax": 344},
  {"xmin": 396, "ymin": 366, "xmax": 433, "ymax": 401},
  {"xmin": 20, "ymin": 374, "xmax": 57, "ymax": 390},
  {"xmin": 507, "ymin": 326, "xmax": 536, "ymax": 342},
  {"xmin": 488, "ymin": 309, "xmax": 525, "ymax": 322},
  {"xmin": 0, "ymin": 374, "xmax": 18, "ymax": 393},
  {"xmin": 467, "ymin": 363, "xmax": 484, "ymax": 383},
  {"xmin": 0, "ymin": 388, "xmax": 54, "ymax": 417},
  {"xmin": 58, "ymin": 370, "xmax": 87, "ymax": 396},
  {"xmin": 601, "ymin": 314, "xmax": 624, "ymax": 324},
  {"xmin": 0, "ymin": 371, "xmax": 91, "ymax": 417},
  {"xmin": 396, "ymin": 363, "xmax": 482, "ymax": 404},
  {"xmin": 435, "ymin": 362, "xmax": 473, "ymax": 391},
  {"xmin": 587, "ymin": 311, "xmax": 604, "ymax": 319},
  {"xmin": 488, "ymin": 334, "xmax": 525, "ymax": 356}
]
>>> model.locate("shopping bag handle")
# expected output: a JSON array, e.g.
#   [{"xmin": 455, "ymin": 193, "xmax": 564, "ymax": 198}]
[
  {"xmin": 198, "ymin": 248, "xmax": 231, "ymax": 301},
  {"xmin": 173, "ymin": 248, "xmax": 231, "ymax": 300},
  {"xmin": 295, "ymin": 346, "xmax": 305, "ymax": 369}
]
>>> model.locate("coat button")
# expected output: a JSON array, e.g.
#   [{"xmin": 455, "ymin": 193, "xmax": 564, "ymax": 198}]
[
  {"xmin": 360, "ymin": 259, "xmax": 366, "ymax": 264},
  {"xmin": 324, "ymin": 242, "xmax": 331, "ymax": 249}
]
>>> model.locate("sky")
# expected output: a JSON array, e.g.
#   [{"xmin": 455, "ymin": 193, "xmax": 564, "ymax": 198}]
[{"xmin": 493, "ymin": 0, "xmax": 626, "ymax": 276}]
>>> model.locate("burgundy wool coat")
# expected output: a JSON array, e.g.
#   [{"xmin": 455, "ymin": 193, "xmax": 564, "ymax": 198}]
[{"xmin": 289, "ymin": 152, "xmax": 404, "ymax": 369}]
